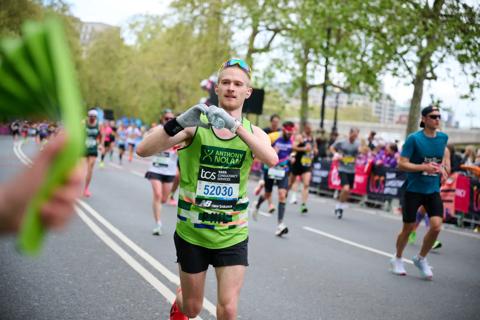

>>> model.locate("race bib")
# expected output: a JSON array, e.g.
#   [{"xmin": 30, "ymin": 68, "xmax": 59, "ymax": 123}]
[
  {"xmin": 268, "ymin": 166, "xmax": 286, "ymax": 180},
  {"xmin": 86, "ymin": 136, "xmax": 97, "ymax": 148},
  {"xmin": 195, "ymin": 166, "xmax": 240, "ymax": 210},
  {"xmin": 153, "ymin": 152, "xmax": 170, "ymax": 167},
  {"xmin": 342, "ymin": 156, "xmax": 355, "ymax": 164},
  {"xmin": 300, "ymin": 155, "xmax": 313, "ymax": 166}
]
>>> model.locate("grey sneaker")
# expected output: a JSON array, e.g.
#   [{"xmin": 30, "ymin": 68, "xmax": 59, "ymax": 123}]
[
  {"xmin": 252, "ymin": 207, "xmax": 259, "ymax": 221},
  {"xmin": 152, "ymin": 226, "xmax": 163, "ymax": 236},
  {"xmin": 275, "ymin": 223, "xmax": 289, "ymax": 237},
  {"xmin": 412, "ymin": 255, "xmax": 433, "ymax": 280},
  {"xmin": 389, "ymin": 257, "xmax": 407, "ymax": 276}
]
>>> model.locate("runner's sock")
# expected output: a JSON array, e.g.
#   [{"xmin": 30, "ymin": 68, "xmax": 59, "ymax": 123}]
[
  {"xmin": 278, "ymin": 202, "xmax": 286, "ymax": 223},
  {"xmin": 256, "ymin": 195, "xmax": 265, "ymax": 209}
]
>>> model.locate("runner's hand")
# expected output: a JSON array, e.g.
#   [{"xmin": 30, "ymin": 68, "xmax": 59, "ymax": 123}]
[
  {"xmin": 422, "ymin": 162, "xmax": 440, "ymax": 174},
  {"xmin": 206, "ymin": 105, "xmax": 241, "ymax": 133},
  {"xmin": 177, "ymin": 104, "xmax": 210, "ymax": 128}
]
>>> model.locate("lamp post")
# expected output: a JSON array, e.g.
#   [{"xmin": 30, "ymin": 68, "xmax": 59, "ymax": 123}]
[{"xmin": 332, "ymin": 87, "xmax": 340, "ymax": 133}]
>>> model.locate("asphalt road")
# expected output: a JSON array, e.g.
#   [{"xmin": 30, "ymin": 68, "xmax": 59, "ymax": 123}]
[{"xmin": 1, "ymin": 136, "xmax": 479, "ymax": 320}]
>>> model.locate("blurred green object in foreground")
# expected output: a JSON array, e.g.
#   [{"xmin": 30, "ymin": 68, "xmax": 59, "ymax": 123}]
[{"xmin": 0, "ymin": 18, "xmax": 85, "ymax": 255}]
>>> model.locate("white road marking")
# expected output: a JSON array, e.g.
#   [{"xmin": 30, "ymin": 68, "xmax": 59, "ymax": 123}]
[
  {"xmin": 108, "ymin": 162, "xmax": 122, "ymax": 169},
  {"xmin": 74, "ymin": 207, "xmax": 190, "ymax": 315},
  {"xmin": 13, "ymin": 141, "xmax": 216, "ymax": 319},
  {"xmin": 442, "ymin": 226, "xmax": 480, "ymax": 240},
  {"xmin": 303, "ymin": 226, "xmax": 414, "ymax": 265},
  {"xmin": 77, "ymin": 200, "xmax": 218, "ymax": 317},
  {"xmin": 258, "ymin": 211, "xmax": 272, "ymax": 217},
  {"xmin": 130, "ymin": 170, "xmax": 144, "ymax": 178}
]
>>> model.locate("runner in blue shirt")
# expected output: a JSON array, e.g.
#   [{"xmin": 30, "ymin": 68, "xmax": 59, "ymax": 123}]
[{"xmin": 390, "ymin": 105, "xmax": 449, "ymax": 280}]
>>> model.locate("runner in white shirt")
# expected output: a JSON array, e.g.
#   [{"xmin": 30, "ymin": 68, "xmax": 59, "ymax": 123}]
[
  {"xmin": 126, "ymin": 123, "xmax": 142, "ymax": 162},
  {"xmin": 145, "ymin": 110, "xmax": 178, "ymax": 235}
]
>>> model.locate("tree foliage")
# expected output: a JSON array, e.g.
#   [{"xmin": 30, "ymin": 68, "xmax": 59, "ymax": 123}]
[{"xmin": 3, "ymin": 0, "xmax": 479, "ymax": 132}]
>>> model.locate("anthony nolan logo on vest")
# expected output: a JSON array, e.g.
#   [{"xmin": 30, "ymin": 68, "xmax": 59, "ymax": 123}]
[{"xmin": 200, "ymin": 145, "xmax": 246, "ymax": 168}]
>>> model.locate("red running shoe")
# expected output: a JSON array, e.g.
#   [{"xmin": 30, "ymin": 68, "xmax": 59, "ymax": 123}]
[
  {"xmin": 170, "ymin": 300, "xmax": 188, "ymax": 320},
  {"xmin": 83, "ymin": 188, "xmax": 91, "ymax": 198}
]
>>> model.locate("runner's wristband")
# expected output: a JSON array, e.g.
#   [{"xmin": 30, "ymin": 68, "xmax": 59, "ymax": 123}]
[{"xmin": 163, "ymin": 118, "xmax": 184, "ymax": 136}]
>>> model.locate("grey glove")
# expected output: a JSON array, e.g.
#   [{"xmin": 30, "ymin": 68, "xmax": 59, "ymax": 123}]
[
  {"xmin": 206, "ymin": 105, "xmax": 241, "ymax": 133},
  {"xmin": 177, "ymin": 104, "xmax": 210, "ymax": 128}
]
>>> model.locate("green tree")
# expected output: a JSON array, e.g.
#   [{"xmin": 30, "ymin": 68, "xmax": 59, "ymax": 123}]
[
  {"xmin": 364, "ymin": 0, "xmax": 480, "ymax": 136},
  {"xmin": 276, "ymin": 0, "xmax": 387, "ymax": 130},
  {"xmin": 81, "ymin": 27, "xmax": 131, "ymax": 116},
  {"xmin": 0, "ymin": 0, "xmax": 43, "ymax": 36}
]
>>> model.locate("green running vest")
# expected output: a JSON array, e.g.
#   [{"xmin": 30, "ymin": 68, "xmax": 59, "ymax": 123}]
[
  {"xmin": 176, "ymin": 118, "xmax": 253, "ymax": 249},
  {"xmin": 85, "ymin": 123, "xmax": 99, "ymax": 154}
]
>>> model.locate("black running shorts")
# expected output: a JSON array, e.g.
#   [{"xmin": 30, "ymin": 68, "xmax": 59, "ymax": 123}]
[
  {"xmin": 174, "ymin": 232, "xmax": 248, "ymax": 274},
  {"xmin": 291, "ymin": 164, "xmax": 311, "ymax": 176},
  {"xmin": 402, "ymin": 191, "xmax": 443, "ymax": 223},
  {"xmin": 339, "ymin": 172, "xmax": 355, "ymax": 188},
  {"xmin": 145, "ymin": 171, "xmax": 175, "ymax": 183},
  {"xmin": 263, "ymin": 172, "xmax": 289, "ymax": 192}
]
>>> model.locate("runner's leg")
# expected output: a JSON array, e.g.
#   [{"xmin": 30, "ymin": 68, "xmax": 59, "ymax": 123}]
[
  {"xmin": 176, "ymin": 267, "xmax": 207, "ymax": 318},
  {"xmin": 215, "ymin": 265, "xmax": 246, "ymax": 320}
]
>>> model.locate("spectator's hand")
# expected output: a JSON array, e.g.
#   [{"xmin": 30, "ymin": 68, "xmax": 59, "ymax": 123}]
[
  {"xmin": 177, "ymin": 104, "xmax": 210, "ymax": 129},
  {"xmin": 0, "ymin": 133, "xmax": 85, "ymax": 233},
  {"xmin": 305, "ymin": 144, "xmax": 312, "ymax": 152}
]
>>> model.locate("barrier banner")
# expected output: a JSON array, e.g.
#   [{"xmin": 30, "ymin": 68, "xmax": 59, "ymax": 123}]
[
  {"xmin": 352, "ymin": 161, "xmax": 373, "ymax": 196},
  {"xmin": 311, "ymin": 159, "xmax": 332, "ymax": 190},
  {"xmin": 440, "ymin": 175, "xmax": 456, "ymax": 219},
  {"xmin": 367, "ymin": 166, "xmax": 386, "ymax": 201},
  {"xmin": 455, "ymin": 174, "xmax": 471, "ymax": 214},
  {"xmin": 469, "ymin": 178, "xmax": 480, "ymax": 215},
  {"xmin": 383, "ymin": 167, "xmax": 406, "ymax": 199},
  {"xmin": 328, "ymin": 160, "xmax": 342, "ymax": 190}
]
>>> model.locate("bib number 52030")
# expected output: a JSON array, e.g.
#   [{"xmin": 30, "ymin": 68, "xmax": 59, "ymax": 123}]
[{"xmin": 203, "ymin": 185, "xmax": 234, "ymax": 197}]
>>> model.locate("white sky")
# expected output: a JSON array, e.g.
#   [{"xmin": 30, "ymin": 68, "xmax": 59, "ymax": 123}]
[{"xmin": 69, "ymin": 0, "xmax": 480, "ymax": 128}]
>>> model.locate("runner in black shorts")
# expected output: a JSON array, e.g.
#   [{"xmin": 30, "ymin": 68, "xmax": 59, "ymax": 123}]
[
  {"xmin": 174, "ymin": 233, "xmax": 248, "ymax": 273},
  {"xmin": 390, "ymin": 105, "xmax": 449, "ymax": 280},
  {"xmin": 253, "ymin": 121, "xmax": 294, "ymax": 237},
  {"xmin": 329, "ymin": 127, "xmax": 360, "ymax": 219},
  {"xmin": 84, "ymin": 109, "xmax": 101, "ymax": 197},
  {"xmin": 144, "ymin": 110, "xmax": 178, "ymax": 236},
  {"xmin": 289, "ymin": 122, "xmax": 317, "ymax": 214}
]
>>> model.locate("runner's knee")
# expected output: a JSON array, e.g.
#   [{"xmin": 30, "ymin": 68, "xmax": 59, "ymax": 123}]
[
  {"xmin": 182, "ymin": 299, "xmax": 203, "ymax": 318},
  {"xmin": 217, "ymin": 300, "xmax": 237, "ymax": 319}
]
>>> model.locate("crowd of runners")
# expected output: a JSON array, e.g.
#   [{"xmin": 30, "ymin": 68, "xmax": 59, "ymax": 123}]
[{"xmin": 4, "ymin": 58, "xmax": 480, "ymax": 320}]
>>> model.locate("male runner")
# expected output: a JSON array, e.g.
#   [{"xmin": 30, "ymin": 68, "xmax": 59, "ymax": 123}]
[
  {"xmin": 289, "ymin": 122, "xmax": 317, "ymax": 214},
  {"xmin": 84, "ymin": 109, "xmax": 101, "ymax": 197},
  {"xmin": 390, "ymin": 105, "xmax": 448, "ymax": 280},
  {"xmin": 329, "ymin": 127, "xmax": 360, "ymax": 219},
  {"xmin": 253, "ymin": 114, "xmax": 281, "ymax": 198},
  {"xmin": 136, "ymin": 58, "xmax": 277, "ymax": 320},
  {"xmin": 145, "ymin": 110, "xmax": 178, "ymax": 236},
  {"xmin": 252, "ymin": 121, "xmax": 294, "ymax": 236}
]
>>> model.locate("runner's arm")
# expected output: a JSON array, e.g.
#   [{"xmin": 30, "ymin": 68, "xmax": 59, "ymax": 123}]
[
  {"xmin": 237, "ymin": 125, "xmax": 278, "ymax": 167},
  {"xmin": 292, "ymin": 134, "xmax": 306, "ymax": 152},
  {"xmin": 136, "ymin": 126, "xmax": 194, "ymax": 156},
  {"xmin": 398, "ymin": 156, "xmax": 438, "ymax": 174}
]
